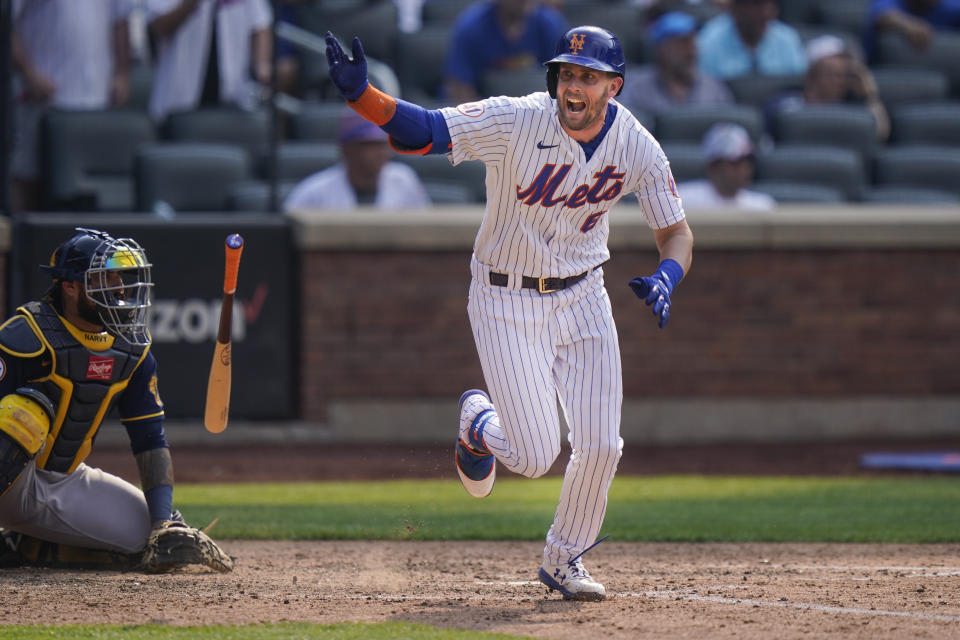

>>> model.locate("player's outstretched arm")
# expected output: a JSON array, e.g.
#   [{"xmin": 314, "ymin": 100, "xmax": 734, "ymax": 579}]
[
  {"xmin": 629, "ymin": 219, "xmax": 693, "ymax": 329},
  {"xmin": 324, "ymin": 32, "xmax": 450, "ymax": 154}
]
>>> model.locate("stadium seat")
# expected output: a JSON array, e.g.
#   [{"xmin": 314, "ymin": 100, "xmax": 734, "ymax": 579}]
[
  {"xmin": 483, "ymin": 68, "xmax": 546, "ymax": 99},
  {"xmin": 873, "ymin": 31, "xmax": 960, "ymax": 97},
  {"xmin": 421, "ymin": 0, "xmax": 472, "ymax": 27},
  {"xmin": 772, "ymin": 104, "xmax": 879, "ymax": 163},
  {"xmin": 289, "ymin": 102, "xmax": 349, "ymax": 141},
  {"xmin": 889, "ymin": 102, "xmax": 960, "ymax": 146},
  {"xmin": 264, "ymin": 142, "xmax": 341, "ymax": 182},
  {"xmin": 872, "ymin": 145, "xmax": 960, "ymax": 196},
  {"xmin": 293, "ymin": 2, "xmax": 400, "ymax": 99},
  {"xmin": 812, "ymin": 0, "xmax": 871, "ymax": 36},
  {"xmin": 134, "ymin": 143, "xmax": 250, "ymax": 212},
  {"xmin": 39, "ymin": 108, "xmax": 155, "ymax": 211},
  {"xmin": 661, "ymin": 143, "xmax": 707, "ymax": 182},
  {"xmin": 422, "ymin": 182, "xmax": 475, "ymax": 205},
  {"xmin": 225, "ymin": 180, "xmax": 297, "ymax": 212},
  {"xmin": 862, "ymin": 185, "xmax": 960, "ymax": 204},
  {"xmin": 776, "ymin": 0, "xmax": 819, "ymax": 26},
  {"xmin": 396, "ymin": 26, "xmax": 450, "ymax": 104},
  {"xmin": 128, "ymin": 63, "xmax": 153, "ymax": 112},
  {"xmin": 395, "ymin": 154, "xmax": 486, "ymax": 203},
  {"xmin": 655, "ymin": 104, "xmax": 765, "ymax": 144},
  {"xmin": 724, "ymin": 73, "xmax": 804, "ymax": 110},
  {"xmin": 294, "ymin": 0, "xmax": 399, "ymax": 69},
  {"xmin": 752, "ymin": 180, "xmax": 845, "ymax": 204},
  {"xmin": 562, "ymin": 2, "xmax": 649, "ymax": 63},
  {"xmin": 872, "ymin": 67, "xmax": 950, "ymax": 107},
  {"xmin": 162, "ymin": 108, "xmax": 269, "ymax": 165},
  {"xmin": 755, "ymin": 145, "xmax": 865, "ymax": 201}
]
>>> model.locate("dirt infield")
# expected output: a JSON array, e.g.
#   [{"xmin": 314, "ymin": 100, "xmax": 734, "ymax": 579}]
[
  {"xmin": 4, "ymin": 438, "xmax": 956, "ymax": 637},
  {"xmin": 2, "ymin": 541, "xmax": 959, "ymax": 638}
]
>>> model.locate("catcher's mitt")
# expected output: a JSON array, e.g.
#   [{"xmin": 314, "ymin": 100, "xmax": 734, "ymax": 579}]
[{"xmin": 140, "ymin": 521, "xmax": 233, "ymax": 573}]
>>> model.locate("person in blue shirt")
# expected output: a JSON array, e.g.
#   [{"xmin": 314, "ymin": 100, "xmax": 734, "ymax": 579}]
[
  {"xmin": 697, "ymin": 0, "xmax": 806, "ymax": 79},
  {"xmin": 444, "ymin": 0, "xmax": 567, "ymax": 103},
  {"xmin": 865, "ymin": 0, "xmax": 960, "ymax": 60}
]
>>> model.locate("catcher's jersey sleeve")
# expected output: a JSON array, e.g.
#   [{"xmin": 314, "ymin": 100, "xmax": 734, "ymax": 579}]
[
  {"xmin": 118, "ymin": 350, "xmax": 164, "ymax": 422},
  {"xmin": 438, "ymin": 92, "xmax": 685, "ymax": 277}
]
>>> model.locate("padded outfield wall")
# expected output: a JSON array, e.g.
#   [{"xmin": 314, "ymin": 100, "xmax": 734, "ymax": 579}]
[
  {"xmin": 288, "ymin": 204, "xmax": 960, "ymax": 444},
  {"xmin": 1, "ymin": 205, "xmax": 958, "ymax": 444}
]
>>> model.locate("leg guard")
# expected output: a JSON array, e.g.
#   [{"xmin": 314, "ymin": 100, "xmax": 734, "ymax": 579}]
[
  {"xmin": 16, "ymin": 535, "xmax": 140, "ymax": 570},
  {"xmin": 0, "ymin": 388, "xmax": 54, "ymax": 496}
]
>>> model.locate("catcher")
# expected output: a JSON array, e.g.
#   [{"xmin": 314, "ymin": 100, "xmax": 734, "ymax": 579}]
[{"xmin": 0, "ymin": 227, "xmax": 231, "ymax": 573}]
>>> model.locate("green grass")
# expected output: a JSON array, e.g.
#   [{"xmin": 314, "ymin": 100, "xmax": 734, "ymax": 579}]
[
  {"xmin": 176, "ymin": 475, "xmax": 960, "ymax": 543},
  {"xmin": 0, "ymin": 622, "xmax": 530, "ymax": 639}
]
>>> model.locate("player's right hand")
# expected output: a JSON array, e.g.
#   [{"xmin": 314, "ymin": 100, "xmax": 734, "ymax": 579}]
[{"xmin": 325, "ymin": 32, "xmax": 369, "ymax": 101}]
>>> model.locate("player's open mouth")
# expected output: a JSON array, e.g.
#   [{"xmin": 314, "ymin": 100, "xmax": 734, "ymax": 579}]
[{"xmin": 566, "ymin": 97, "xmax": 586, "ymax": 113}]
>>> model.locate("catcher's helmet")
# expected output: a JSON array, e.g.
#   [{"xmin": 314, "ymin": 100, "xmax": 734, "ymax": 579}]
[
  {"xmin": 544, "ymin": 25, "xmax": 626, "ymax": 98},
  {"xmin": 40, "ymin": 227, "xmax": 154, "ymax": 346}
]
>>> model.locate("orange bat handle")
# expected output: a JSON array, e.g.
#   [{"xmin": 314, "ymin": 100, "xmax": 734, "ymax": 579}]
[{"xmin": 224, "ymin": 234, "xmax": 244, "ymax": 295}]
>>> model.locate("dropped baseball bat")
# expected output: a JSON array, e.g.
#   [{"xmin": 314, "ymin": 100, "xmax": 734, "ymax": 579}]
[{"xmin": 204, "ymin": 234, "xmax": 244, "ymax": 434}]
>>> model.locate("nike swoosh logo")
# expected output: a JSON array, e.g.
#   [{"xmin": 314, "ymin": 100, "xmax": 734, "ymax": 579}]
[{"xmin": 537, "ymin": 141, "xmax": 558, "ymax": 149}]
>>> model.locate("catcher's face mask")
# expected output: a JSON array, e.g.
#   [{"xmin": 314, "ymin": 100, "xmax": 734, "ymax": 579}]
[{"xmin": 42, "ymin": 228, "xmax": 154, "ymax": 346}]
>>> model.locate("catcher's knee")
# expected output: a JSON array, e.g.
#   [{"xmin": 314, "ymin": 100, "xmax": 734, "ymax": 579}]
[{"xmin": 0, "ymin": 388, "xmax": 54, "ymax": 495}]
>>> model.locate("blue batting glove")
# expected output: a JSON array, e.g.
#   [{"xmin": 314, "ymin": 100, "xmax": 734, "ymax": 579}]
[
  {"xmin": 629, "ymin": 259, "xmax": 683, "ymax": 329},
  {"xmin": 629, "ymin": 274, "xmax": 672, "ymax": 328},
  {"xmin": 324, "ymin": 32, "xmax": 369, "ymax": 101}
]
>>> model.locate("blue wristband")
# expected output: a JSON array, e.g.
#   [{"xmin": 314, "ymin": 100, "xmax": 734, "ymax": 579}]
[
  {"xmin": 657, "ymin": 259, "xmax": 684, "ymax": 294},
  {"xmin": 144, "ymin": 485, "xmax": 174, "ymax": 524}
]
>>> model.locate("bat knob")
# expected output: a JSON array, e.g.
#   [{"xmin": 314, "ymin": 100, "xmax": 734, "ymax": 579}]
[{"xmin": 226, "ymin": 234, "xmax": 244, "ymax": 249}]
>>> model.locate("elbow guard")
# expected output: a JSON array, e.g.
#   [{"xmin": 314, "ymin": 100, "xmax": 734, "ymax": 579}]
[{"xmin": 0, "ymin": 388, "xmax": 55, "ymax": 496}]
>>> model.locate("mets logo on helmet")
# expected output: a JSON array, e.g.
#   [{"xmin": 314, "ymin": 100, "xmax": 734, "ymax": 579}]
[{"xmin": 569, "ymin": 33, "xmax": 586, "ymax": 54}]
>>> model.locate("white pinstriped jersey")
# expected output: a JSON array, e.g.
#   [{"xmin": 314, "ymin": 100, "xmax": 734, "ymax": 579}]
[{"xmin": 439, "ymin": 92, "xmax": 685, "ymax": 278}]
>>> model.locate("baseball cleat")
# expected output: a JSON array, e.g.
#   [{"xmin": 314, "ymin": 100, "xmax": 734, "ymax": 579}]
[
  {"xmin": 538, "ymin": 558, "xmax": 606, "ymax": 601},
  {"xmin": 455, "ymin": 389, "xmax": 496, "ymax": 498}
]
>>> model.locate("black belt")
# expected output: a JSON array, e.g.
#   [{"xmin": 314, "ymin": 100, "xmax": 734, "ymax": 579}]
[{"xmin": 488, "ymin": 264, "xmax": 602, "ymax": 294}]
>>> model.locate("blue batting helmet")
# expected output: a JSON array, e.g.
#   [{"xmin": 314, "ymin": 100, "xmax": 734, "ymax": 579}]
[{"xmin": 544, "ymin": 26, "xmax": 626, "ymax": 98}]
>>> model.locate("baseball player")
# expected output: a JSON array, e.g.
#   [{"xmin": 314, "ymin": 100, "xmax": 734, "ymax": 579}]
[
  {"xmin": 325, "ymin": 25, "xmax": 694, "ymax": 600},
  {"xmin": 0, "ymin": 228, "xmax": 230, "ymax": 572}
]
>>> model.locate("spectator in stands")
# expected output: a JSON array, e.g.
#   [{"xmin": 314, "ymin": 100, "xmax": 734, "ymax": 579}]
[
  {"xmin": 619, "ymin": 11, "xmax": 733, "ymax": 117},
  {"xmin": 864, "ymin": 0, "xmax": 960, "ymax": 60},
  {"xmin": 768, "ymin": 35, "xmax": 890, "ymax": 142},
  {"xmin": 697, "ymin": 0, "xmax": 806, "ymax": 79},
  {"xmin": 443, "ymin": 0, "xmax": 567, "ymax": 103},
  {"xmin": 677, "ymin": 123, "xmax": 775, "ymax": 210},
  {"xmin": 10, "ymin": 0, "xmax": 133, "ymax": 213},
  {"xmin": 283, "ymin": 110, "xmax": 432, "ymax": 211},
  {"xmin": 145, "ymin": 0, "xmax": 273, "ymax": 123}
]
